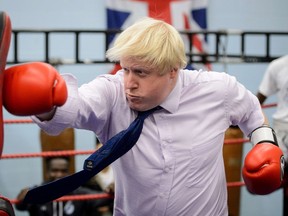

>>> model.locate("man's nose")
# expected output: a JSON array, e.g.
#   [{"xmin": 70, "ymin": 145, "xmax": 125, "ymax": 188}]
[{"xmin": 125, "ymin": 72, "xmax": 138, "ymax": 89}]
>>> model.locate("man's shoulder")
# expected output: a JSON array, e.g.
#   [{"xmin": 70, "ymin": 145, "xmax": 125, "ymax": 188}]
[
  {"xmin": 265, "ymin": 55, "xmax": 288, "ymax": 75},
  {"xmin": 270, "ymin": 55, "xmax": 288, "ymax": 67},
  {"xmin": 180, "ymin": 69, "xmax": 229, "ymax": 85}
]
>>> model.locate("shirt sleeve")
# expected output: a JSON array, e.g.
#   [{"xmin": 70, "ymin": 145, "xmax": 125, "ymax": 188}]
[
  {"xmin": 225, "ymin": 74, "xmax": 264, "ymax": 137},
  {"xmin": 32, "ymin": 72, "xmax": 124, "ymax": 139},
  {"xmin": 31, "ymin": 74, "xmax": 80, "ymax": 135}
]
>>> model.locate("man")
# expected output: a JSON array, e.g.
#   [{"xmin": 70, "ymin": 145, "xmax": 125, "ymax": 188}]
[
  {"xmin": 15, "ymin": 157, "xmax": 112, "ymax": 216},
  {"xmin": 257, "ymin": 55, "xmax": 288, "ymax": 161},
  {"xmin": 3, "ymin": 17, "xmax": 285, "ymax": 215},
  {"xmin": 256, "ymin": 55, "xmax": 288, "ymax": 215}
]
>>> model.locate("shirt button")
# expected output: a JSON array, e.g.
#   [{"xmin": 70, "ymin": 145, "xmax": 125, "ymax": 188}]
[{"xmin": 164, "ymin": 167, "xmax": 170, "ymax": 173}]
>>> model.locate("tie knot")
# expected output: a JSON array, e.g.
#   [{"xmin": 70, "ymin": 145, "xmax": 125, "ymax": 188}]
[{"xmin": 137, "ymin": 106, "xmax": 162, "ymax": 119}]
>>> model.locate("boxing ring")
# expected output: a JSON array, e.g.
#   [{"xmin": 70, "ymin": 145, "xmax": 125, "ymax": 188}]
[{"xmin": 2, "ymin": 27, "xmax": 288, "ymax": 216}]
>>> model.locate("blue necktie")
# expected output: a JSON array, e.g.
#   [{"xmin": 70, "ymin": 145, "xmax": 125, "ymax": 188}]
[{"xmin": 24, "ymin": 106, "xmax": 161, "ymax": 204}]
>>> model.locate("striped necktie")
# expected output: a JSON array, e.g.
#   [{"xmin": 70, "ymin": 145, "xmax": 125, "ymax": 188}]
[{"xmin": 24, "ymin": 106, "xmax": 162, "ymax": 204}]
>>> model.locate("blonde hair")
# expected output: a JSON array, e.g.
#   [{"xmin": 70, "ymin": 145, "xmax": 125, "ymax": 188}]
[{"xmin": 106, "ymin": 17, "xmax": 187, "ymax": 74}]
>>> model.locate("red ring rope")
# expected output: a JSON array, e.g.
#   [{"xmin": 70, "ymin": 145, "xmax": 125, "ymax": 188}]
[
  {"xmin": 1, "ymin": 102, "xmax": 277, "ymax": 203},
  {"xmin": 4, "ymin": 119, "xmax": 33, "ymax": 124},
  {"xmin": 9, "ymin": 193, "xmax": 114, "ymax": 204},
  {"xmin": 1, "ymin": 150, "xmax": 95, "ymax": 159}
]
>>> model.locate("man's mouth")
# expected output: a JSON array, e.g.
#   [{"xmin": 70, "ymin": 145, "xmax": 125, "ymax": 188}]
[{"xmin": 126, "ymin": 93, "xmax": 141, "ymax": 102}]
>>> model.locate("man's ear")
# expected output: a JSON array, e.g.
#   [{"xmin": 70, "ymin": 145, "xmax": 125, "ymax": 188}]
[{"xmin": 169, "ymin": 68, "xmax": 178, "ymax": 79}]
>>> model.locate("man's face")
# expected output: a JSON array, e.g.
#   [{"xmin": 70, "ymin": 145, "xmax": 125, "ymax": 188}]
[
  {"xmin": 121, "ymin": 57, "xmax": 177, "ymax": 111},
  {"xmin": 47, "ymin": 158, "xmax": 69, "ymax": 182}
]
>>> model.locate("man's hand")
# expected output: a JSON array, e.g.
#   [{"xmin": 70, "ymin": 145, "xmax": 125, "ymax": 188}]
[
  {"xmin": 242, "ymin": 142, "xmax": 285, "ymax": 195},
  {"xmin": 242, "ymin": 125, "xmax": 285, "ymax": 195},
  {"xmin": 3, "ymin": 62, "xmax": 67, "ymax": 117}
]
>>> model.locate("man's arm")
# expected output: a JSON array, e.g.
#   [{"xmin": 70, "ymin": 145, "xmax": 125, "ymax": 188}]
[
  {"xmin": 256, "ymin": 92, "xmax": 269, "ymax": 124},
  {"xmin": 256, "ymin": 92, "xmax": 267, "ymax": 105},
  {"xmin": 15, "ymin": 188, "xmax": 30, "ymax": 210}
]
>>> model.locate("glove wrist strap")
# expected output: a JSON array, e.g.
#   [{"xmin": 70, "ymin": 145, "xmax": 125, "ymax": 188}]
[{"xmin": 249, "ymin": 125, "xmax": 278, "ymax": 146}]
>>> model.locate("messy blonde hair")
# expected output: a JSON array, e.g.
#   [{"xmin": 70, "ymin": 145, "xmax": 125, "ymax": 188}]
[{"xmin": 106, "ymin": 17, "xmax": 187, "ymax": 75}]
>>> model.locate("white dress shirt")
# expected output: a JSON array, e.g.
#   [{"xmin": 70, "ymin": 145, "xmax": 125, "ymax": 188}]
[{"xmin": 33, "ymin": 69, "xmax": 264, "ymax": 216}]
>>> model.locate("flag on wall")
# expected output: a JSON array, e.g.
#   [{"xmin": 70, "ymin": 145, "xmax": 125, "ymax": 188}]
[{"xmin": 105, "ymin": 0, "xmax": 210, "ymax": 74}]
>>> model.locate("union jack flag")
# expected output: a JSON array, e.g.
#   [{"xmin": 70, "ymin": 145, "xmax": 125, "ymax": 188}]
[{"xmin": 105, "ymin": 0, "xmax": 211, "ymax": 74}]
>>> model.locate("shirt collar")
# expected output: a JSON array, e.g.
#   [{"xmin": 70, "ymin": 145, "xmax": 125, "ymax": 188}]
[{"xmin": 159, "ymin": 74, "xmax": 181, "ymax": 114}]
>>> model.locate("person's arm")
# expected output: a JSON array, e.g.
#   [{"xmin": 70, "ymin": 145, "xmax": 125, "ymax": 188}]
[
  {"xmin": 104, "ymin": 182, "xmax": 115, "ymax": 194},
  {"xmin": 256, "ymin": 92, "xmax": 267, "ymax": 105},
  {"xmin": 256, "ymin": 92, "xmax": 269, "ymax": 124},
  {"xmin": 225, "ymin": 75, "xmax": 284, "ymax": 194},
  {"xmin": 15, "ymin": 188, "xmax": 30, "ymax": 210}
]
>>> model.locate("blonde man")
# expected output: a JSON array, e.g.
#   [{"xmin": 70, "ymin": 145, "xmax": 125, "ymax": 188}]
[{"xmin": 3, "ymin": 17, "xmax": 285, "ymax": 216}]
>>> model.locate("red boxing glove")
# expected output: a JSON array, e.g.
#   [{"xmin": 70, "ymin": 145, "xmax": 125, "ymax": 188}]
[
  {"xmin": 0, "ymin": 196, "xmax": 15, "ymax": 216},
  {"xmin": 242, "ymin": 125, "xmax": 285, "ymax": 195},
  {"xmin": 3, "ymin": 62, "xmax": 67, "ymax": 116}
]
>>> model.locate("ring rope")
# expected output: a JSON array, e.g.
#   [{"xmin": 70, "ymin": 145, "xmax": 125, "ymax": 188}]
[
  {"xmin": 1, "ymin": 150, "xmax": 95, "ymax": 159},
  {"xmin": 4, "ymin": 119, "xmax": 33, "ymax": 124},
  {"xmin": 261, "ymin": 103, "xmax": 277, "ymax": 109},
  {"xmin": 9, "ymin": 193, "xmax": 114, "ymax": 204},
  {"xmin": 1, "ymin": 102, "xmax": 276, "ymax": 204},
  {"xmin": 227, "ymin": 181, "xmax": 245, "ymax": 187},
  {"xmin": 224, "ymin": 138, "xmax": 249, "ymax": 144},
  {"xmin": 1, "ymin": 147, "xmax": 248, "ymax": 190}
]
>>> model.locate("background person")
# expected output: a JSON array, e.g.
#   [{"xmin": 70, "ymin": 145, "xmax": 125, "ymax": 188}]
[
  {"xmin": 15, "ymin": 156, "xmax": 112, "ymax": 216},
  {"xmin": 256, "ymin": 55, "xmax": 288, "ymax": 215},
  {"xmin": 256, "ymin": 55, "xmax": 288, "ymax": 162}
]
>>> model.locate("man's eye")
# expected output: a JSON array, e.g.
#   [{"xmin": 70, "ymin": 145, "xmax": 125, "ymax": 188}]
[{"xmin": 135, "ymin": 70, "xmax": 145, "ymax": 75}]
